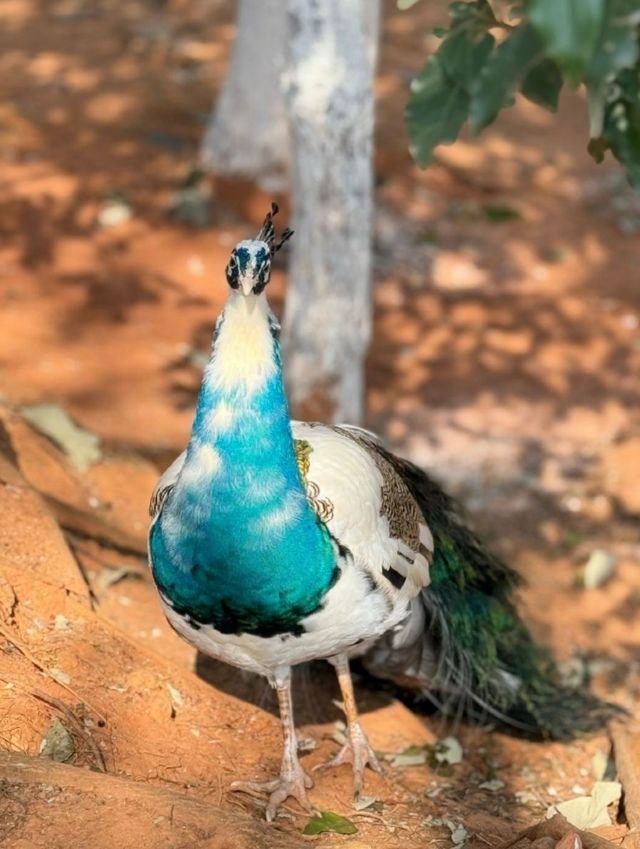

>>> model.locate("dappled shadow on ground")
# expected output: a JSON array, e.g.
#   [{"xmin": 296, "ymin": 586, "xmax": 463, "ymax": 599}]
[{"xmin": 195, "ymin": 654, "xmax": 398, "ymax": 725}]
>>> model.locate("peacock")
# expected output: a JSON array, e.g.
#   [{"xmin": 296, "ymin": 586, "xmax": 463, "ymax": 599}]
[{"xmin": 148, "ymin": 204, "xmax": 613, "ymax": 821}]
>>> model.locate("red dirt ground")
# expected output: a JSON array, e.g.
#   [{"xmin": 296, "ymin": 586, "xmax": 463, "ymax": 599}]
[{"xmin": 0, "ymin": 1, "xmax": 638, "ymax": 848}]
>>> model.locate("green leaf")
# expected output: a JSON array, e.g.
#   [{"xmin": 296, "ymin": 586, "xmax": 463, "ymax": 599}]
[
  {"xmin": 441, "ymin": 27, "xmax": 495, "ymax": 90},
  {"xmin": 470, "ymin": 24, "xmax": 545, "ymax": 131},
  {"xmin": 586, "ymin": 0, "xmax": 639, "ymax": 84},
  {"xmin": 449, "ymin": 1, "xmax": 478, "ymax": 21},
  {"xmin": 598, "ymin": 67, "xmax": 640, "ymax": 189},
  {"xmin": 407, "ymin": 55, "xmax": 470, "ymax": 167},
  {"xmin": 397, "ymin": 0, "xmax": 420, "ymax": 8},
  {"xmin": 449, "ymin": 0, "xmax": 496, "ymax": 27},
  {"xmin": 407, "ymin": 19, "xmax": 495, "ymax": 168},
  {"xmin": 520, "ymin": 58, "xmax": 563, "ymax": 111},
  {"xmin": 585, "ymin": 0, "xmax": 639, "ymax": 137},
  {"xmin": 527, "ymin": 0, "xmax": 606, "ymax": 86},
  {"xmin": 303, "ymin": 811, "xmax": 358, "ymax": 836},
  {"xmin": 483, "ymin": 204, "xmax": 522, "ymax": 221}
]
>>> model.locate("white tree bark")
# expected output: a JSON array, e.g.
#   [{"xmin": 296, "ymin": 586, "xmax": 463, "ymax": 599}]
[
  {"xmin": 281, "ymin": 0, "xmax": 380, "ymax": 424},
  {"xmin": 199, "ymin": 0, "xmax": 289, "ymax": 188},
  {"xmin": 202, "ymin": 0, "xmax": 379, "ymax": 424}
]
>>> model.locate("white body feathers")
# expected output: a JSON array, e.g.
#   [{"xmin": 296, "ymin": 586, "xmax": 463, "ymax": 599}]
[{"xmin": 150, "ymin": 421, "xmax": 433, "ymax": 683}]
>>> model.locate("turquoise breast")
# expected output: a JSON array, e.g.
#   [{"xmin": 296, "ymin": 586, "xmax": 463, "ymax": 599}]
[{"xmin": 149, "ymin": 371, "xmax": 339, "ymax": 638}]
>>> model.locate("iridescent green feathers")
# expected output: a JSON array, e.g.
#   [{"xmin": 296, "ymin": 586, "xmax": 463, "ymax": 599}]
[{"xmin": 365, "ymin": 445, "xmax": 617, "ymax": 740}]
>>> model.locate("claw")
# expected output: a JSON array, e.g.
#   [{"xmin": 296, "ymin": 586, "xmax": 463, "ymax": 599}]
[
  {"xmin": 316, "ymin": 722, "xmax": 383, "ymax": 799},
  {"xmin": 231, "ymin": 766, "xmax": 314, "ymax": 821}
]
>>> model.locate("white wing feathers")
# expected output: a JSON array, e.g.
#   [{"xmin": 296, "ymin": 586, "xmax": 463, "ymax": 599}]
[{"xmin": 291, "ymin": 422, "xmax": 432, "ymax": 599}]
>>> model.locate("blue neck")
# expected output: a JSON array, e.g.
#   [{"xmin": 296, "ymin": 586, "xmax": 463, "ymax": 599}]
[{"xmin": 150, "ymin": 292, "xmax": 338, "ymax": 637}]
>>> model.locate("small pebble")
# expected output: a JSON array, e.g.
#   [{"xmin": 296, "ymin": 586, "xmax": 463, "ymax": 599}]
[
  {"xmin": 49, "ymin": 667, "xmax": 71, "ymax": 685},
  {"xmin": 584, "ymin": 550, "xmax": 617, "ymax": 588},
  {"xmin": 479, "ymin": 779, "xmax": 505, "ymax": 792},
  {"xmin": 97, "ymin": 200, "xmax": 132, "ymax": 228}
]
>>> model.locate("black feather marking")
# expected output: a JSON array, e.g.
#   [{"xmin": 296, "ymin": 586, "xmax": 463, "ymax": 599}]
[
  {"xmin": 149, "ymin": 484, "xmax": 174, "ymax": 517},
  {"xmin": 333, "ymin": 537, "xmax": 351, "ymax": 561},
  {"xmin": 382, "ymin": 565, "xmax": 407, "ymax": 590},
  {"xmin": 363, "ymin": 573, "xmax": 378, "ymax": 594},
  {"xmin": 267, "ymin": 312, "xmax": 281, "ymax": 339},
  {"xmin": 154, "ymin": 557, "xmax": 341, "ymax": 640}
]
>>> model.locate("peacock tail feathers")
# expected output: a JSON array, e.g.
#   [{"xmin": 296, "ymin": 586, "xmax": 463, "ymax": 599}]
[{"xmin": 366, "ymin": 447, "xmax": 619, "ymax": 740}]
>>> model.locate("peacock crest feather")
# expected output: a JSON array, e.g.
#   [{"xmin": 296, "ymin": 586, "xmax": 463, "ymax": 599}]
[{"xmin": 256, "ymin": 201, "xmax": 294, "ymax": 256}]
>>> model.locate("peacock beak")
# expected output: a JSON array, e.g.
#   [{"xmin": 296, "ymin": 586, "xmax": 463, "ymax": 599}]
[{"xmin": 239, "ymin": 276, "xmax": 255, "ymax": 296}]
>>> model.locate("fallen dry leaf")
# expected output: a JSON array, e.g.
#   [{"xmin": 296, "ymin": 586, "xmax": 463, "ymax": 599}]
[
  {"xmin": 435, "ymin": 736, "xmax": 463, "ymax": 765},
  {"xmin": 21, "ymin": 404, "xmax": 102, "ymax": 472},
  {"xmin": 39, "ymin": 716, "xmax": 75, "ymax": 763},
  {"xmin": 550, "ymin": 782, "xmax": 621, "ymax": 830}
]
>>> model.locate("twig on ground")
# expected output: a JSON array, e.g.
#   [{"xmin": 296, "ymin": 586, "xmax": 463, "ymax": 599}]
[
  {"xmin": 610, "ymin": 720, "xmax": 640, "ymax": 849},
  {"xmin": 0, "ymin": 621, "xmax": 107, "ymax": 724},
  {"xmin": 31, "ymin": 688, "xmax": 106, "ymax": 772},
  {"xmin": 65, "ymin": 541, "xmax": 99, "ymax": 609}
]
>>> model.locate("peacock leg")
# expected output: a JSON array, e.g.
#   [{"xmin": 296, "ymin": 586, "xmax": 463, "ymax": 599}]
[
  {"xmin": 230, "ymin": 668, "xmax": 313, "ymax": 821},
  {"xmin": 318, "ymin": 654, "xmax": 383, "ymax": 798}
]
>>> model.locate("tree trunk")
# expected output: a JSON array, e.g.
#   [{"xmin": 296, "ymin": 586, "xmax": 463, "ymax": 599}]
[
  {"xmin": 202, "ymin": 0, "xmax": 380, "ymax": 424},
  {"xmin": 199, "ymin": 0, "xmax": 289, "ymax": 189},
  {"xmin": 281, "ymin": 0, "xmax": 380, "ymax": 424}
]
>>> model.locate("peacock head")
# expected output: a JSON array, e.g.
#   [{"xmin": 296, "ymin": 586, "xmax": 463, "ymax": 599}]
[{"xmin": 225, "ymin": 202, "xmax": 293, "ymax": 297}]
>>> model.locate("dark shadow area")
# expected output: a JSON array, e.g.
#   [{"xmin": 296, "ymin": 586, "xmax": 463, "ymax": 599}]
[{"xmin": 195, "ymin": 653, "xmax": 398, "ymax": 726}]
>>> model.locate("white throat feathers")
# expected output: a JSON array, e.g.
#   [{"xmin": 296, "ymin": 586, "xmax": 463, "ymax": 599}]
[{"xmin": 204, "ymin": 291, "xmax": 278, "ymax": 397}]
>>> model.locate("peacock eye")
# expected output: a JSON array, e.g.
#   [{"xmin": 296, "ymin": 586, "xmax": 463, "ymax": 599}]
[{"xmin": 226, "ymin": 256, "xmax": 239, "ymax": 288}]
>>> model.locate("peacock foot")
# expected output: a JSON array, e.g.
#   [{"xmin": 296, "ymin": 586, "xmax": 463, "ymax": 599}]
[
  {"xmin": 315, "ymin": 721, "xmax": 383, "ymax": 799},
  {"xmin": 231, "ymin": 765, "xmax": 314, "ymax": 821}
]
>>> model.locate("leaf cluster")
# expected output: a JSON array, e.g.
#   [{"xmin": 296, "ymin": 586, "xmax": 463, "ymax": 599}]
[{"xmin": 405, "ymin": 0, "xmax": 640, "ymax": 188}]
